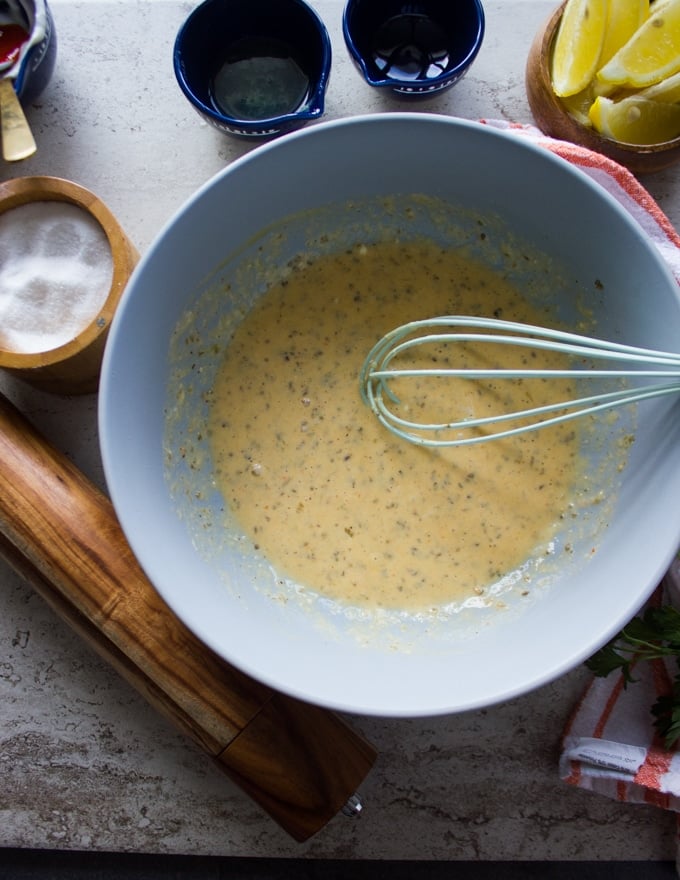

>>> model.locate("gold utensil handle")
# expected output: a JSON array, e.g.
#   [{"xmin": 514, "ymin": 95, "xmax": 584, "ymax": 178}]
[{"xmin": 0, "ymin": 77, "xmax": 36, "ymax": 161}]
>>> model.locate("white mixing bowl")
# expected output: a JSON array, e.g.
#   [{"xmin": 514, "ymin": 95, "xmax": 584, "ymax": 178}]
[{"xmin": 99, "ymin": 114, "xmax": 680, "ymax": 717}]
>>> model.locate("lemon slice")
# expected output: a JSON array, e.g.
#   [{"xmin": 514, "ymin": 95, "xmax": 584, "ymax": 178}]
[
  {"xmin": 639, "ymin": 69, "xmax": 680, "ymax": 100},
  {"xmin": 600, "ymin": 0, "xmax": 650, "ymax": 65},
  {"xmin": 560, "ymin": 85, "xmax": 597, "ymax": 124},
  {"xmin": 589, "ymin": 93, "xmax": 680, "ymax": 142},
  {"xmin": 597, "ymin": 0, "xmax": 680, "ymax": 87},
  {"xmin": 552, "ymin": 0, "xmax": 609, "ymax": 97}
]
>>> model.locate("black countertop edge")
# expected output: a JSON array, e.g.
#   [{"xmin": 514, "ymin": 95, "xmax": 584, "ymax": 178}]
[{"xmin": 0, "ymin": 851, "xmax": 677, "ymax": 880}]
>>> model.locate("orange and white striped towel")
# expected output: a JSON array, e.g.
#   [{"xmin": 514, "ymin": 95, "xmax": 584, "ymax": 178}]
[
  {"xmin": 482, "ymin": 120, "xmax": 680, "ymax": 865},
  {"xmin": 559, "ymin": 567, "xmax": 680, "ymax": 811},
  {"xmin": 480, "ymin": 120, "xmax": 680, "ymax": 278},
  {"xmin": 558, "ymin": 563, "xmax": 680, "ymax": 869}
]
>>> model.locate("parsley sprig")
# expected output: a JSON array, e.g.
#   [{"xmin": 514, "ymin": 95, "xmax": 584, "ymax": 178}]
[{"xmin": 586, "ymin": 605, "xmax": 680, "ymax": 749}]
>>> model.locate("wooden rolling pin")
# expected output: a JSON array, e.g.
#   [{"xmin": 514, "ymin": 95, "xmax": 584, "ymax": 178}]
[{"xmin": 0, "ymin": 391, "xmax": 376, "ymax": 841}]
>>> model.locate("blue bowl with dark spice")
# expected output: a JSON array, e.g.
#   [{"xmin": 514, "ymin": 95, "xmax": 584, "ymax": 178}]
[
  {"xmin": 343, "ymin": 0, "xmax": 484, "ymax": 96},
  {"xmin": 173, "ymin": 0, "xmax": 332, "ymax": 139}
]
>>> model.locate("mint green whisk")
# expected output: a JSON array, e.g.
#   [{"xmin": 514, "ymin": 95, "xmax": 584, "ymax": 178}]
[{"xmin": 360, "ymin": 316, "xmax": 680, "ymax": 448}]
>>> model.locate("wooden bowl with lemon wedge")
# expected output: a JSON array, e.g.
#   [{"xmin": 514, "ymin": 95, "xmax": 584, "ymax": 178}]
[{"xmin": 526, "ymin": 0, "xmax": 680, "ymax": 174}]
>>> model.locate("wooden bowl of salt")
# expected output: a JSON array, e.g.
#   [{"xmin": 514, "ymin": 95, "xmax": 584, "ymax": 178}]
[{"xmin": 0, "ymin": 176, "xmax": 139, "ymax": 394}]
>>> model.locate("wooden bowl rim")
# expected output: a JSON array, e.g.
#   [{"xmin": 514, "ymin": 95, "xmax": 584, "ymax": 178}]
[{"xmin": 0, "ymin": 175, "xmax": 134, "ymax": 370}]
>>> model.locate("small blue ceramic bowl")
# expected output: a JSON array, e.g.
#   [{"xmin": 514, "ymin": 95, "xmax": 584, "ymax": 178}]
[
  {"xmin": 4, "ymin": 0, "xmax": 57, "ymax": 104},
  {"xmin": 174, "ymin": 0, "xmax": 332, "ymax": 139},
  {"xmin": 343, "ymin": 0, "xmax": 484, "ymax": 96}
]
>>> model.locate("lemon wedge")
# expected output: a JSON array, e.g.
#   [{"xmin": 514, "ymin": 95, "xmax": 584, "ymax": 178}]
[
  {"xmin": 589, "ymin": 93, "xmax": 680, "ymax": 142},
  {"xmin": 638, "ymin": 69, "xmax": 680, "ymax": 100},
  {"xmin": 600, "ymin": 0, "xmax": 650, "ymax": 65},
  {"xmin": 552, "ymin": 0, "xmax": 609, "ymax": 96},
  {"xmin": 597, "ymin": 0, "xmax": 680, "ymax": 87},
  {"xmin": 560, "ymin": 85, "xmax": 598, "ymax": 124},
  {"xmin": 649, "ymin": 0, "xmax": 673, "ymax": 13}
]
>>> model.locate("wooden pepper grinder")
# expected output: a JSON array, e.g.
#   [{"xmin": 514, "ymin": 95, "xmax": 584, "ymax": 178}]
[{"xmin": 0, "ymin": 391, "xmax": 376, "ymax": 841}]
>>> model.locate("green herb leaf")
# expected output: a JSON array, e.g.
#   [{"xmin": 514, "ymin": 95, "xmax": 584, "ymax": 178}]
[
  {"xmin": 652, "ymin": 672, "xmax": 680, "ymax": 749},
  {"xmin": 585, "ymin": 603, "xmax": 680, "ymax": 750},
  {"xmin": 585, "ymin": 641, "xmax": 636, "ymax": 681},
  {"xmin": 643, "ymin": 606, "xmax": 680, "ymax": 649}
]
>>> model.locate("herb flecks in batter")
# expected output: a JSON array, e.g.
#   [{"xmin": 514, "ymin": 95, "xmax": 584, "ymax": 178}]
[{"xmin": 209, "ymin": 239, "xmax": 582, "ymax": 611}]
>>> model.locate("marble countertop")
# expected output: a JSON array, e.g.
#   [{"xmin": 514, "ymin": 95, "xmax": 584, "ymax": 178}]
[{"xmin": 2, "ymin": 0, "xmax": 680, "ymax": 861}]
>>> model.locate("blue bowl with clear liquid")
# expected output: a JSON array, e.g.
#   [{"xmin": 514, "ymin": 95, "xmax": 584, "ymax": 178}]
[
  {"xmin": 173, "ymin": 0, "xmax": 331, "ymax": 139},
  {"xmin": 343, "ymin": 0, "xmax": 484, "ymax": 96}
]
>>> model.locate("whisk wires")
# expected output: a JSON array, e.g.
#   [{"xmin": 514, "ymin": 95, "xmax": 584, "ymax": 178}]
[{"xmin": 360, "ymin": 316, "xmax": 680, "ymax": 447}]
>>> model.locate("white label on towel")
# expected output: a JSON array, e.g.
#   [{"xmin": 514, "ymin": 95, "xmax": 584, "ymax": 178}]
[{"xmin": 566, "ymin": 737, "xmax": 647, "ymax": 774}]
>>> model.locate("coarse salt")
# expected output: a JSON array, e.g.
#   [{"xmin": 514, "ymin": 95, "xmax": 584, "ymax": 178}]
[{"xmin": 0, "ymin": 201, "xmax": 114, "ymax": 354}]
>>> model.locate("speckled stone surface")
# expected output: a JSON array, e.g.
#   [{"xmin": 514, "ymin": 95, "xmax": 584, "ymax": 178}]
[{"xmin": 1, "ymin": 0, "xmax": 680, "ymax": 862}]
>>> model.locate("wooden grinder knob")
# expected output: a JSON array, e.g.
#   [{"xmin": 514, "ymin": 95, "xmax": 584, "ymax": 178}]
[{"xmin": 0, "ymin": 392, "xmax": 376, "ymax": 841}]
